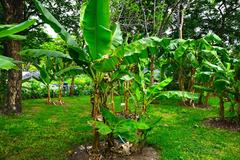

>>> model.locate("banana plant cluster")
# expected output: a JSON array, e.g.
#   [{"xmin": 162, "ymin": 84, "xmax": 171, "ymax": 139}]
[
  {"xmin": 32, "ymin": 0, "xmax": 170, "ymax": 152},
  {"xmin": 160, "ymin": 33, "xmax": 229, "ymax": 106},
  {"xmin": 20, "ymin": 49, "xmax": 77, "ymax": 104},
  {"xmin": 194, "ymin": 36, "xmax": 240, "ymax": 120}
]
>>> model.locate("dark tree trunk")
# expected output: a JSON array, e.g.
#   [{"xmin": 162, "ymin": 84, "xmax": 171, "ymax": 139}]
[
  {"xmin": 198, "ymin": 92, "xmax": 203, "ymax": 105},
  {"xmin": 69, "ymin": 76, "xmax": 75, "ymax": 96},
  {"xmin": 205, "ymin": 92, "xmax": 210, "ymax": 106},
  {"xmin": 219, "ymin": 96, "xmax": 225, "ymax": 120},
  {"xmin": 1, "ymin": 0, "xmax": 24, "ymax": 114},
  {"xmin": 0, "ymin": 70, "xmax": 7, "ymax": 111}
]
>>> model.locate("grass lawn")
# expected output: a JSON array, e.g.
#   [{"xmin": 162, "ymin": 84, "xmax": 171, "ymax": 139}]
[{"xmin": 0, "ymin": 96, "xmax": 240, "ymax": 160}]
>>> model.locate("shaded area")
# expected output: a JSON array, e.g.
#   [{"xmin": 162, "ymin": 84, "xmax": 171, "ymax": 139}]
[{"xmin": 204, "ymin": 118, "xmax": 240, "ymax": 132}]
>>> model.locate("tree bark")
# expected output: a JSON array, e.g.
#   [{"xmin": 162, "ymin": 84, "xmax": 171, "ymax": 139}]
[
  {"xmin": 69, "ymin": 76, "xmax": 75, "ymax": 96},
  {"xmin": 178, "ymin": 67, "xmax": 185, "ymax": 91},
  {"xmin": 91, "ymin": 83, "xmax": 101, "ymax": 153},
  {"xmin": 219, "ymin": 96, "xmax": 225, "ymax": 120},
  {"xmin": 47, "ymin": 84, "xmax": 51, "ymax": 104},
  {"xmin": 58, "ymin": 77, "xmax": 64, "ymax": 104},
  {"xmin": 178, "ymin": 1, "xmax": 184, "ymax": 39},
  {"xmin": 1, "ymin": 0, "xmax": 24, "ymax": 114},
  {"xmin": 198, "ymin": 92, "xmax": 203, "ymax": 105},
  {"xmin": 124, "ymin": 81, "xmax": 129, "ymax": 116}
]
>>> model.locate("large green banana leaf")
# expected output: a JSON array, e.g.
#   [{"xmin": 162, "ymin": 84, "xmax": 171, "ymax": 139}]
[
  {"xmin": 81, "ymin": 0, "xmax": 112, "ymax": 60},
  {"xmin": 20, "ymin": 49, "xmax": 71, "ymax": 59},
  {"xmin": 33, "ymin": 0, "xmax": 78, "ymax": 48},
  {"xmin": 0, "ymin": 55, "xmax": 17, "ymax": 70},
  {"xmin": 33, "ymin": 0, "xmax": 91, "ymax": 64},
  {"xmin": 0, "ymin": 20, "xmax": 35, "ymax": 70},
  {"xmin": 0, "ymin": 20, "xmax": 35, "ymax": 39},
  {"xmin": 121, "ymin": 37, "xmax": 165, "ymax": 65},
  {"xmin": 111, "ymin": 23, "xmax": 123, "ymax": 48}
]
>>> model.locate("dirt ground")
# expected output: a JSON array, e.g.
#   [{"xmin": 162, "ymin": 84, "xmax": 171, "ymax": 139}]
[
  {"xmin": 68, "ymin": 145, "xmax": 160, "ymax": 160},
  {"xmin": 204, "ymin": 117, "xmax": 240, "ymax": 132}
]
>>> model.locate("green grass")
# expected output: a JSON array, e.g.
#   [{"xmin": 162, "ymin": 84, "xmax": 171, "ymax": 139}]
[{"xmin": 0, "ymin": 96, "xmax": 240, "ymax": 160}]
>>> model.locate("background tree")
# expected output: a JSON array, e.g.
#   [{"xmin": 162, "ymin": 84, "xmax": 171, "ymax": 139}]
[{"xmin": 179, "ymin": 0, "xmax": 240, "ymax": 46}]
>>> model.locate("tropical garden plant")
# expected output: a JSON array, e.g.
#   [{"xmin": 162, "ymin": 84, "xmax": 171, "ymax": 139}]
[{"xmin": 31, "ymin": 0, "xmax": 169, "ymax": 154}]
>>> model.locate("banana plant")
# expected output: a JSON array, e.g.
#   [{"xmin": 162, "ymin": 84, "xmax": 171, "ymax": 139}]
[
  {"xmin": 130, "ymin": 62, "xmax": 173, "ymax": 113},
  {"xmin": 171, "ymin": 33, "xmax": 227, "ymax": 106},
  {"xmin": 33, "ymin": 0, "xmax": 167, "ymax": 152},
  {"xmin": 195, "ymin": 53, "xmax": 238, "ymax": 120},
  {"xmin": 20, "ymin": 49, "xmax": 71, "ymax": 104}
]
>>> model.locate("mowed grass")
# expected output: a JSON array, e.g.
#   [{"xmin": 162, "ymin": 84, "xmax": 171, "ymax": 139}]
[{"xmin": 0, "ymin": 96, "xmax": 240, "ymax": 160}]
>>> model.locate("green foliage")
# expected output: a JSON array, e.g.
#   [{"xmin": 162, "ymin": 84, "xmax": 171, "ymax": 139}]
[
  {"xmin": 22, "ymin": 80, "xmax": 47, "ymax": 99},
  {"xmin": 0, "ymin": 55, "xmax": 18, "ymax": 70},
  {"xmin": 93, "ymin": 107, "xmax": 161, "ymax": 144},
  {"xmin": 81, "ymin": 0, "xmax": 111, "ymax": 60},
  {"xmin": 0, "ymin": 20, "xmax": 35, "ymax": 70},
  {"xmin": 0, "ymin": 20, "xmax": 35, "ymax": 38}
]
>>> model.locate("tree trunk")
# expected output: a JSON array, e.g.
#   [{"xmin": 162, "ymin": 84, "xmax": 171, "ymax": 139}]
[
  {"xmin": 205, "ymin": 92, "xmax": 211, "ymax": 106},
  {"xmin": 198, "ymin": 92, "xmax": 203, "ymax": 105},
  {"xmin": 47, "ymin": 84, "xmax": 51, "ymax": 104},
  {"xmin": 150, "ymin": 55, "xmax": 155, "ymax": 86},
  {"xmin": 219, "ymin": 96, "xmax": 225, "ymax": 120},
  {"xmin": 178, "ymin": 2, "xmax": 184, "ymax": 39},
  {"xmin": 69, "ymin": 76, "xmax": 75, "ymax": 96},
  {"xmin": 91, "ymin": 83, "xmax": 101, "ymax": 153},
  {"xmin": 111, "ymin": 89, "xmax": 115, "ymax": 113},
  {"xmin": 1, "ymin": 0, "xmax": 24, "ymax": 114},
  {"xmin": 187, "ymin": 68, "xmax": 196, "ymax": 107},
  {"xmin": 178, "ymin": 67, "xmax": 185, "ymax": 91},
  {"xmin": 58, "ymin": 77, "xmax": 64, "ymax": 104},
  {"xmin": 0, "ymin": 70, "xmax": 7, "ymax": 111},
  {"xmin": 124, "ymin": 81, "xmax": 129, "ymax": 116}
]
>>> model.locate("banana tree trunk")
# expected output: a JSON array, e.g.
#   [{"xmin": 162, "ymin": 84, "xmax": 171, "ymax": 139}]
[
  {"xmin": 178, "ymin": 67, "xmax": 185, "ymax": 91},
  {"xmin": 91, "ymin": 83, "xmax": 101, "ymax": 153},
  {"xmin": 205, "ymin": 93, "xmax": 210, "ymax": 106},
  {"xmin": 188, "ymin": 68, "xmax": 196, "ymax": 106},
  {"xmin": 69, "ymin": 76, "xmax": 75, "ymax": 96},
  {"xmin": 58, "ymin": 77, "xmax": 64, "ymax": 104},
  {"xmin": 219, "ymin": 96, "xmax": 225, "ymax": 120},
  {"xmin": 124, "ymin": 81, "xmax": 129, "ymax": 116},
  {"xmin": 47, "ymin": 84, "xmax": 51, "ymax": 104},
  {"xmin": 111, "ymin": 89, "xmax": 115, "ymax": 113},
  {"xmin": 198, "ymin": 92, "xmax": 203, "ymax": 105},
  {"xmin": 150, "ymin": 55, "xmax": 155, "ymax": 86}
]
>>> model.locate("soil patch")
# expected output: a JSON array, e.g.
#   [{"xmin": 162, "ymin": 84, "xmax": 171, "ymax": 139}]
[
  {"xmin": 203, "ymin": 117, "xmax": 240, "ymax": 132},
  {"xmin": 68, "ymin": 143, "xmax": 160, "ymax": 160}
]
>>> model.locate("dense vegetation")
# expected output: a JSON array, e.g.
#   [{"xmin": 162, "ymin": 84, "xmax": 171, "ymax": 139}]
[{"xmin": 0, "ymin": 0, "xmax": 239, "ymax": 159}]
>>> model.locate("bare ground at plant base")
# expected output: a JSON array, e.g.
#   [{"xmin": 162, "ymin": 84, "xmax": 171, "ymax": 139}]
[
  {"xmin": 203, "ymin": 117, "xmax": 240, "ymax": 132},
  {"xmin": 68, "ymin": 145, "xmax": 159, "ymax": 160}
]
